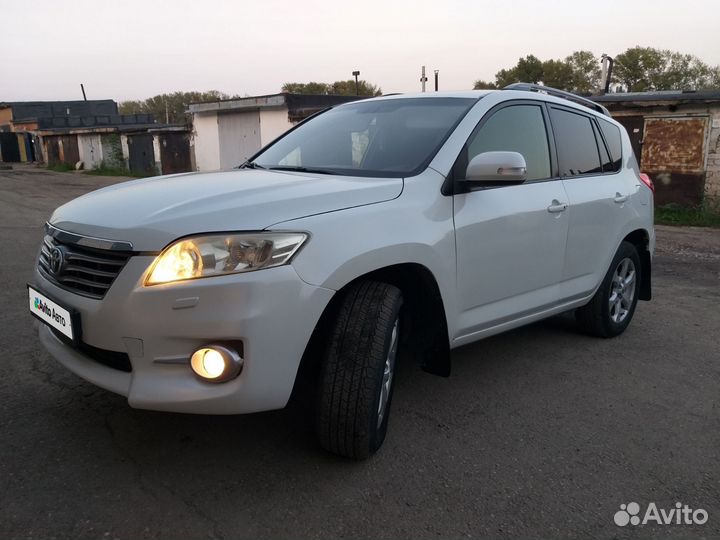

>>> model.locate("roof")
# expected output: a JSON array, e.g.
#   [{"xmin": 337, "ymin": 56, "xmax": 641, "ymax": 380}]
[
  {"xmin": 591, "ymin": 90, "xmax": 720, "ymax": 104},
  {"xmin": 188, "ymin": 93, "xmax": 364, "ymax": 114},
  {"xmin": 31, "ymin": 113, "xmax": 157, "ymax": 130},
  {"xmin": 0, "ymin": 100, "xmax": 118, "ymax": 120},
  {"xmin": 37, "ymin": 123, "xmax": 186, "ymax": 136}
]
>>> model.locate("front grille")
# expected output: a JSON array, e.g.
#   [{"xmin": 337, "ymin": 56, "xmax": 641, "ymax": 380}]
[{"xmin": 38, "ymin": 235, "xmax": 133, "ymax": 299}]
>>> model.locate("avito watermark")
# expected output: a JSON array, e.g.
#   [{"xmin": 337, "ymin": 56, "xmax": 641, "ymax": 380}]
[{"xmin": 614, "ymin": 502, "xmax": 708, "ymax": 526}]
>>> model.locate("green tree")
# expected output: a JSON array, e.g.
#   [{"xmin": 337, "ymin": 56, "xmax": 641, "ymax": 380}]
[
  {"xmin": 492, "ymin": 55, "xmax": 544, "ymax": 87},
  {"xmin": 565, "ymin": 50, "xmax": 601, "ymax": 93},
  {"xmin": 493, "ymin": 68, "xmax": 519, "ymax": 88},
  {"xmin": 515, "ymin": 55, "xmax": 544, "ymax": 84},
  {"xmin": 541, "ymin": 59, "xmax": 574, "ymax": 90},
  {"xmin": 472, "ymin": 80, "xmax": 497, "ymax": 90},
  {"xmin": 611, "ymin": 47, "xmax": 720, "ymax": 91},
  {"xmin": 475, "ymin": 47, "xmax": 719, "ymax": 94},
  {"xmin": 495, "ymin": 54, "xmax": 543, "ymax": 88},
  {"xmin": 329, "ymin": 79, "xmax": 382, "ymax": 96},
  {"xmin": 282, "ymin": 80, "xmax": 382, "ymax": 96},
  {"xmin": 281, "ymin": 82, "xmax": 331, "ymax": 94},
  {"xmin": 612, "ymin": 47, "xmax": 667, "ymax": 91},
  {"xmin": 119, "ymin": 90, "xmax": 233, "ymax": 125}
]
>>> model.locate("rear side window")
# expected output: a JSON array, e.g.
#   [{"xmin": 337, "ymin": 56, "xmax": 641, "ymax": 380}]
[
  {"xmin": 592, "ymin": 122, "xmax": 613, "ymax": 172},
  {"xmin": 550, "ymin": 107, "xmax": 602, "ymax": 176},
  {"xmin": 598, "ymin": 118, "xmax": 623, "ymax": 171},
  {"xmin": 467, "ymin": 104, "xmax": 551, "ymax": 181}
]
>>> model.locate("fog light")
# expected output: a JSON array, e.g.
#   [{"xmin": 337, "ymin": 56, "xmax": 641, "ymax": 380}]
[{"xmin": 190, "ymin": 345, "xmax": 243, "ymax": 383}]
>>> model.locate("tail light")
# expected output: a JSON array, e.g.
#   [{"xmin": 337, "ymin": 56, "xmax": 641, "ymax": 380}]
[{"xmin": 639, "ymin": 173, "xmax": 654, "ymax": 193}]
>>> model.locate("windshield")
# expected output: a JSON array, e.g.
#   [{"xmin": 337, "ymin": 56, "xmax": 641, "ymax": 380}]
[{"xmin": 251, "ymin": 97, "xmax": 477, "ymax": 177}]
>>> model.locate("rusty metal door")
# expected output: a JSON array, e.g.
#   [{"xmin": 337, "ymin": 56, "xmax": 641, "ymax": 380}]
[
  {"xmin": 640, "ymin": 117, "xmax": 708, "ymax": 206},
  {"xmin": 615, "ymin": 116, "xmax": 644, "ymax": 166},
  {"xmin": 127, "ymin": 133, "xmax": 155, "ymax": 174},
  {"xmin": 159, "ymin": 133, "xmax": 191, "ymax": 174},
  {"xmin": 45, "ymin": 136, "xmax": 61, "ymax": 165},
  {"xmin": 60, "ymin": 135, "xmax": 80, "ymax": 165}
]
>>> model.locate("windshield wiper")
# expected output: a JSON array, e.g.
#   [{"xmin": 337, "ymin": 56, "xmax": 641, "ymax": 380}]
[
  {"xmin": 268, "ymin": 165, "xmax": 333, "ymax": 175},
  {"xmin": 240, "ymin": 161, "xmax": 266, "ymax": 170}
]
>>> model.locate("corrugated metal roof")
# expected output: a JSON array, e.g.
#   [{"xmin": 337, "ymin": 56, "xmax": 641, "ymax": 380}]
[
  {"xmin": 0, "ymin": 100, "xmax": 118, "ymax": 120},
  {"xmin": 592, "ymin": 90, "xmax": 720, "ymax": 103}
]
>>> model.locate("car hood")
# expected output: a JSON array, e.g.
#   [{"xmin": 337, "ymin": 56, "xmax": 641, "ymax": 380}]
[{"xmin": 49, "ymin": 169, "xmax": 403, "ymax": 251}]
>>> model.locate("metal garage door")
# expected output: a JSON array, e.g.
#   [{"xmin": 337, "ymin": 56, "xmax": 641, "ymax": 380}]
[
  {"xmin": 160, "ymin": 132, "xmax": 191, "ymax": 175},
  {"xmin": 0, "ymin": 132, "xmax": 20, "ymax": 162},
  {"xmin": 641, "ymin": 117, "xmax": 708, "ymax": 206},
  {"xmin": 127, "ymin": 133, "xmax": 155, "ymax": 175},
  {"xmin": 218, "ymin": 111, "xmax": 261, "ymax": 169}
]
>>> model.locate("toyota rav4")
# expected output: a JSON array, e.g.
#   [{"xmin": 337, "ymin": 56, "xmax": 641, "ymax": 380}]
[{"xmin": 29, "ymin": 84, "xmax": 654, "ymax": 459}]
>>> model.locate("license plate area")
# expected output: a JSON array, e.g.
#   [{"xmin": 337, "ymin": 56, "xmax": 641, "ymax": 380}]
[{"xmin": 28, "ymin": 284, "xmax": 81, "ymax": 344}]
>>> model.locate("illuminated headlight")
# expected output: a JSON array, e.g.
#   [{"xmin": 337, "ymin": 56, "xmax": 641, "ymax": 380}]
[{"xmin": 145, "ymin": 232, "xmax": 308, "ymax": 285}]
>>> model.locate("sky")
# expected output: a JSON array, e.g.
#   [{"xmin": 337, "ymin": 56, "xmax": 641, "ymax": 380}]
[{"xmin": 2, "ymin": 0, "xmax": 719, "ymax": 102}]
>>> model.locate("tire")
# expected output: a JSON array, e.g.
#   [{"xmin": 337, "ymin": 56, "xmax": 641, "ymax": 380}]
[
  {"xmin": 317, "ymin": 280, "xmax": 403, "ymax": 459},
  {"xmin": 575, "ymin": 241, "xmax": 641, "ymax": 338}
]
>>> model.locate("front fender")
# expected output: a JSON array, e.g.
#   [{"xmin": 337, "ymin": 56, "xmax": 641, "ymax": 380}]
[{"xmin": 269, "ymin": 170, "xmax": 459, "ymax": 337}]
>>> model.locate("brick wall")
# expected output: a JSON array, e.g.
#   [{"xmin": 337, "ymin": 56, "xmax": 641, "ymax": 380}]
[{"xmin": 704, "ymin": 110, "xmax": 720, "ymax": 203}]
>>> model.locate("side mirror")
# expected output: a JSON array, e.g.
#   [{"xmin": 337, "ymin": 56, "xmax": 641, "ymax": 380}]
[{"xmin": 463, "ymin": 151, "xmax": 527, "ymax": 183}]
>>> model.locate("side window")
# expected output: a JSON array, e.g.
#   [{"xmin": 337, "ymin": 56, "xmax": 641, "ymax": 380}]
[
  {"xmin": 466, "ymin": 104, "xmax": 551, "ymax": 181},
  {"xmin": 550, "ymin": 107, "xmax": 602, "ymax": 176},
  {"xmin": 592, "ymin": 121, "xmax": 613, "ymax": 172},
  {"xmin": 598, "ymin": 118, "xmax": 623, "ymax": 171}
]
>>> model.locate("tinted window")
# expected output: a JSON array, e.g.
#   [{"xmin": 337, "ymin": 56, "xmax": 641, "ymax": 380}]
[
  {"xmin": 467, "ymin": 105, "xmax": 551, "ymax": 181},
  {"xmin": 550, "ymin": 108, "xmax": 602, "ymax": 176},
  {"xmin": 598, "ymin": 118, "xmax": 623, "ymax": 171},
  {"xmin": 593, "ymin": 121, "xmax": 613, "ymax": 172},
  {"xmin": 253, "ymin": 98, "xmax": 476, "ymax": 177}
]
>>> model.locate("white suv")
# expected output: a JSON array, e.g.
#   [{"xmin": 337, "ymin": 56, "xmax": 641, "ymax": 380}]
[{"xmin": 29, "ymin": 84, "xmax": 654, "ymax": 459}]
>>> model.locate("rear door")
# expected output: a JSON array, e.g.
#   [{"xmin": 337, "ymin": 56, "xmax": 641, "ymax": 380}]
[
  {"xmin": 453, "ymin": 101, "xmax": 570, "ymax": 338},
  {"xmin": 551, "ymin": 107, "xmax": 631, "ymax": 300}
]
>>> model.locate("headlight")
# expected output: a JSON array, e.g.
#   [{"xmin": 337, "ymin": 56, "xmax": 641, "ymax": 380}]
[{"xmin": 145, "ymin": 232, "xmax": 308, "ymax": 285}]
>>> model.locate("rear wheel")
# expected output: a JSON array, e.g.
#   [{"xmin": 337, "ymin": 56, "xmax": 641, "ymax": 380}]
[
  {"xmin": 576, "ymin": 241, "xmax": 641, "ymax": 337},
  {"xmin": 317, "ymin": 281, "xmax": 403, "ymax": 459}
]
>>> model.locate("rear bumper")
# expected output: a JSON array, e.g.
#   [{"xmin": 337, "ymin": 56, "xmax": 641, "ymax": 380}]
[{"xmin": 34, "ymin": 259, "xmax": 335, "ymax": 414}]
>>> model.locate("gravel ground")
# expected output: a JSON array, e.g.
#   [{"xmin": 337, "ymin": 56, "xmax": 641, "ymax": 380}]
[{"xmin": 1, "ymin": 166, "xmax": 718, "ymax": 540}]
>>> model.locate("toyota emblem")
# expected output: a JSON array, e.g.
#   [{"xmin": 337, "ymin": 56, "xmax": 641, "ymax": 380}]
[{"xmin": 48, "ymin": 246, "xmax": 65, "ymax": 276}]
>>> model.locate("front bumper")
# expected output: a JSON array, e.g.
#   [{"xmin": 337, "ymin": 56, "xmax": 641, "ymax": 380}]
[{"xmin": 34, "ymin": 257, "xmax": 334, "ymax": 414}]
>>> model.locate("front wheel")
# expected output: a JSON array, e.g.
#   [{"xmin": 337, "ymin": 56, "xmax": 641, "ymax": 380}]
[
  {"xmin": 317, "ymin": 281, "xmax": 403, "ymax": 459},
  {"xmin": 575, "ymin": 241, "xmax": 641, "ymax": 338}
]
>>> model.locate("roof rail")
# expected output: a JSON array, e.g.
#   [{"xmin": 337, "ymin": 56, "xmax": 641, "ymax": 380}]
[{"xmin": 503, "ymin": 83, "xmax": 611, "ymax": 117}]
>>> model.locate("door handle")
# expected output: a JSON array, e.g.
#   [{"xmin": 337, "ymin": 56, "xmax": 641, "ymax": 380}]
[
  {"xmin": 547, "ymin": 200, "xmax": 568, "ymax": 213},
  {"xmin": 614, "ymin": 192, "xmax": 629, "ymax": 204}
]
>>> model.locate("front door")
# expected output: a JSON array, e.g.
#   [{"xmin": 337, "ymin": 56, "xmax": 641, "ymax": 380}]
[{"xmin": 453, "ymin": 102, "xmax": 569, "ymax": 338}]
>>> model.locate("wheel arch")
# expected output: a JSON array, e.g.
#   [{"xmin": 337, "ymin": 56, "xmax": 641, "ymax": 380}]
[
  {"xmin": 622, "ymin": 228, "xmax": 652, "ymax": 301},
  {"xmin": 294, "ymin": 262, "xmax": 451, "ymax": 398}
]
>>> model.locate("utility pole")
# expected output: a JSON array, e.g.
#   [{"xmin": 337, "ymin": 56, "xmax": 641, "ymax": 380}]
[
  {"xmin": 80, "ymin": 83, "xmax": 87, "ymax": 101},
  {"xmin": 352, "ymin": 70, "xmax": 360, "ymax": 96},
  {"xmin": 434, "ymin": 70, "xmax": 439, "ymax": 92},
  {"xmin": 420, "ymin": 66, "xmax": 428, "ymax": 92}
]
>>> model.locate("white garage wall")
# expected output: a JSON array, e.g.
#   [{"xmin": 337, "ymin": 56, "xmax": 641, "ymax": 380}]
[{"xmin": 259, "ymin": 108, "xmax": 293, "ymax": 147}]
